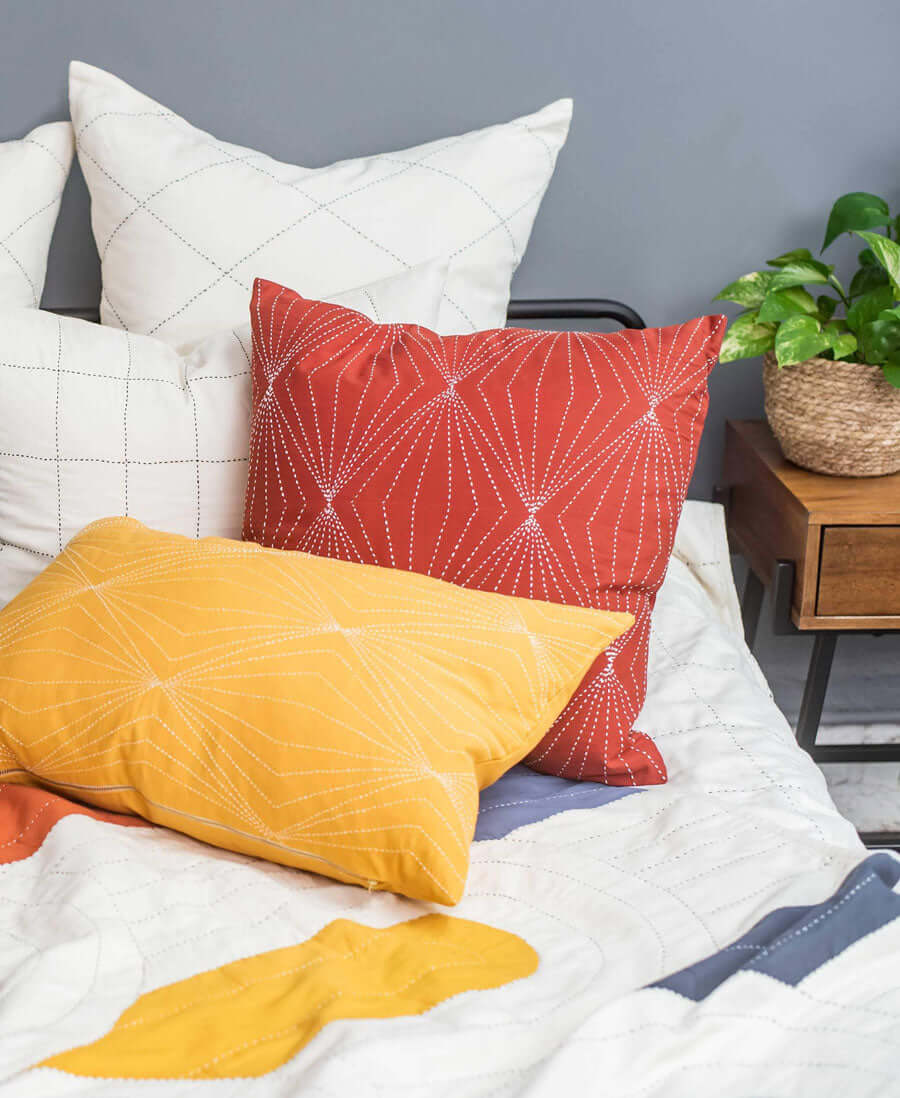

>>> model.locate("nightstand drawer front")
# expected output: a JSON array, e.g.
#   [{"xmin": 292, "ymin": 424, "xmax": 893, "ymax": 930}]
[{"xmin": 818, "ymin": 526, "xmax": 900, "ymax": 616}]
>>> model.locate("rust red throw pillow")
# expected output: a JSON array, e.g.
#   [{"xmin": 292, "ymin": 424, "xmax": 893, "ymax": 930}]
[{"xmin": 244, "ymin": 279, "xmax": 725, "ymax": 785}]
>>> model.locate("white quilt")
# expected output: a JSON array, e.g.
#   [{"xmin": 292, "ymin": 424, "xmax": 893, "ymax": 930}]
[{"xmin": 2, "ymin": 502, "xmax": 895, "ymax": 1097}]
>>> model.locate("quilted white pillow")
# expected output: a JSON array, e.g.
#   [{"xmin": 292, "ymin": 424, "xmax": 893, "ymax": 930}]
[
  {"xmin": 0, "ymin": 260, "xmax": 445, "ymax": 605},
  {"xmin": 0, "ymin": 122, "xmax": 74, "ymax": 308},
  {"xmin": 69, "ymin": 61, "xmax": 571, "ymax": 349}
]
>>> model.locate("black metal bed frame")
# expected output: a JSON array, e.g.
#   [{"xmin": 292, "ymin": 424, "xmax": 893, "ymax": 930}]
[
  {"xmin": 506, "ymin": 299, "xmax": 645, "ymax": 328},
  {"xmin": 740, "ymin": 562, "xmax": 900, "ymax": 851},
  {"xmin": 47, "ymin": 299, "xmax": 648, "ymax": 329}
]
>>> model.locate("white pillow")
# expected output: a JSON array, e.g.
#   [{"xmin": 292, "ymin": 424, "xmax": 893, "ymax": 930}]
[
  {"xmin": 0, "ymin": 122, "xmax": 74, "ymax": 308},
  {"xmin": 0, "ymin": 260, "xmax": 446, "ymax": 605},
  {"xmin": 69, "ymin": 61, "xmax": 571, "ymax": 349}
]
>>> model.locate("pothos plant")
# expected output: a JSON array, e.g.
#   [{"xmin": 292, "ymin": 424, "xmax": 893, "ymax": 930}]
[{"xmin": 714, "ymin": 192, "xmax": 900, "ymax": 388}]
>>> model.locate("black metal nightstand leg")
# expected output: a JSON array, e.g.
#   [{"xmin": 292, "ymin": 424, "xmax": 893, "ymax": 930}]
[
  {"xmin": 740, "ymin": 570, "xmax": 764, "ymax": 651},
  {"xmin": 795, "ymin": 632, "xmax": 837, "ymax": 753}
]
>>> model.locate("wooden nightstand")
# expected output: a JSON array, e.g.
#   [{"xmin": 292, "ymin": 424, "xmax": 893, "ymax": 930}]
[{"xmin": 721, "ymin": 420, "xmax": 900, "ymax": 847}]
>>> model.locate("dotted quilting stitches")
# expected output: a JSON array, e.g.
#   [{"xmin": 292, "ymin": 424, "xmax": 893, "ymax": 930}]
[
  {"xmin": 244, "ymin": 282, "xmax": 726, "ymax": 786},
  {"xmin": 68, "ymin": 62, "xmax": 572, "ymax": 346},
  {"xmin": 0, "ymin": 122, "xmax": 74, "ymax": 309},
  {"xmin": 0, "ymin": 517, "xmax": 631, "ymax": 905},
  {"xmin": 0, "ymin": 508, "xmax": 876, "ymax": 1086},
  {"xmin": 0, "ymin": 265, "xmax": 445, "ymax": 608},
  {"xmin": 41, "ymin": 914, "xmax": 539, "ymax": 1079}
]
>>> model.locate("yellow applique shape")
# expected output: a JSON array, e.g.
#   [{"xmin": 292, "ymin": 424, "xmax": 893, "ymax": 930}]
[
  {"xmin": 43, "ymin": 914, "xmax": 538, "ymax": 1079},
  {"xmin": 0, "ymin": 518, "xmax": 631, "ymax": 903}
]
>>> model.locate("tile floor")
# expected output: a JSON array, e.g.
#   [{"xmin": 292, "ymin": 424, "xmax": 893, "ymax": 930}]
[{"xmin": 817, "ymin": 724, "xmax": 900, "ymax": 834}]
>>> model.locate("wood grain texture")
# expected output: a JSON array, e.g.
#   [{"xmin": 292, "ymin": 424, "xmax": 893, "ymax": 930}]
[
  {"xmin": 818, "ymin": 527, "xmax": 900, "ymax": 617},
  {"xmin": 723, "ymin": 421, "xmax": 820, "ymax": 620},
  {"xmin": 791, "ymin": 612, "xmax": 900, "ymax": 631},
  {"xmin": 723, "ymin": 421, "xmax": 900, "ymax": 631},
  {"xmin": 729, "ymin": 421, "xmax": 900, "ymax": 525}
]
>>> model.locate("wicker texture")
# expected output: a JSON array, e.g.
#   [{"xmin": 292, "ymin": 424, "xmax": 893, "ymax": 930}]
[{"xmin": 763, "ymin": 352, "xmax": 900, "ymax": 476}]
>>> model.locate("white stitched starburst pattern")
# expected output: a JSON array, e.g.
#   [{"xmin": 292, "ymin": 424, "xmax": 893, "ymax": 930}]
[
  {"xmin": 0, "ymin": 517, "xmax": 630, "ymax": 904},
  {"xmin": 244, "ymin": 284, "xmax": 725, "ymax": 786}
]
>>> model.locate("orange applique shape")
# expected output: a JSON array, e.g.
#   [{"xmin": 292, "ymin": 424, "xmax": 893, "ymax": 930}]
[
  {"xmin": 43, "ymin": 913, "xmax": 538, "ymax": 1079},
  {"xmin": 0, "ymin": 783, "xmax": 146, "ymax": 864}
]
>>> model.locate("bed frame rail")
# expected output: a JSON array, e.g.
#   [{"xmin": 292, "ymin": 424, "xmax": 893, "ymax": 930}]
[
  {"xmin": 507, "ymin": 299, "xmax": 645, "ymax": 328},
  {"xmin": 46, "ymin": 299, "xmax": 647, "ymax": 330}
]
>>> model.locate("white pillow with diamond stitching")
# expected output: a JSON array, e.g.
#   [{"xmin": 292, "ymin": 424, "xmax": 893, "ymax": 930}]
[
  {"xmin": 69, "ymin": 61, "xmax": 571, "ymax": 349},
  {"xmin": 0, "ymin": 259, "xmax": 446, "ymax": 605},
  {"xmin": 0, "ymin": 122, "xmax": 74, "ymax": 309}
]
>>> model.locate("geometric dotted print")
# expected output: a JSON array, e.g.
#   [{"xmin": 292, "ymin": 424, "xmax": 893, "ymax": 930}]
[
  {"xmin": 0, "ymin": 266, "xmax": 444, "ymax": 607},
  {"xmin": 69, "ymin": 62, "xmax": 571, "ymax": 347},
  {"xmin": 0, "ymin": 122, "xmax": 74, "ymax": 309},
  {"xmin": 0, "ymin": 313, "xmax": 252, "ymax": 605},
  {"xmin": 0, "ymin": 517, "xmax": 630, "ymax": 904},
  {"xmin": 244, "ymin": 280, "xmax": 725, "ymax": 786}
]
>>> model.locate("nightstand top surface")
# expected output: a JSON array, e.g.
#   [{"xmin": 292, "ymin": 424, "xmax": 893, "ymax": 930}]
[{"xmin": 729, "ymin": 420, "xmax": 900, "ymax": 524}]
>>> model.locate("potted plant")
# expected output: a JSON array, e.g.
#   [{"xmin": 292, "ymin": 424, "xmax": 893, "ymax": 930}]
[{"xmin": 714, "ymin": 192, "xmax": 900, "ymax": 476}]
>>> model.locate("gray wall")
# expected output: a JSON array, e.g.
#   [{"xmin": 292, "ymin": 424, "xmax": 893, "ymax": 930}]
[{"xmin": 2, "ymin": 0, "xmax": 898, "ymax": 723}]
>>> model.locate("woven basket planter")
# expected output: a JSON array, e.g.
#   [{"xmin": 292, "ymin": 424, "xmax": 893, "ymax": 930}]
[{"xmin": 763, "ymin": 351, "xmax": 900, "ymax": 477}]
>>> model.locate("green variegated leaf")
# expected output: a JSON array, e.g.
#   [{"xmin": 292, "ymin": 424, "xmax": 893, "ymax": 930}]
[
  {"xmin": 861, "ymin": 307, "xmax": 900, "ymax": 364},
  {"xmin": 769, "ymin": 260, "xmax": 834, "ymax": 292},
  {"xmin": 854, "ymin": 231, "xmax": 900, "ymax": 297},
  {"xmin": 882, "ymin": 360, "xmax": 900, "ymax": 388},
  {"xmin": 713, "ymin": 270, "xmax": 775, "ymax": 308},
  {"xmin": 718, "ymin": 311, "xmax": 776, "ymax": 363},
  {"xmin": 823, "ymin": 322, "xmax": 857, "ymax": 361},
  {"xmin": 757, "ymin": 286, "xmax": 818, "ymax": 322},
  {"xmin": 846, "ymin": 284, "xmax": 894, "ymax": 334},
  {"xmin": 822, "ymin": 192, "xmax": 891, "ymax": 250},
  {"xmin": 816, "ymin": 295, "xmax": 837, "ymax": 321},
  {"xmin": 849, "ymin": 263, "xmax": 889, "ymax": 298},
  {"xmin": 767, "ymin": 248, "xmax": 815, "ymax": 268},
  {"xmin": 774, "ymin": 315, "xmax": 829, "ymax": 366}
]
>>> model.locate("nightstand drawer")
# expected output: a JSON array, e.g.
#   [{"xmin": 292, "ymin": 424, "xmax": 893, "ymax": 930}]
[{"xmin": 817, "ymin": 526, "xmax": 900, "ymax": 616}]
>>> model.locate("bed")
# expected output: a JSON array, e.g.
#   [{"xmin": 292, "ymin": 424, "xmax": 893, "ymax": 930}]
[
  {"xmin": 2, "ymin": 441, "xmax": 896, "ymax": 1095},
  {"xmin": 4, "ymin": 62, "xmax": 897, "ymax": 1091}
]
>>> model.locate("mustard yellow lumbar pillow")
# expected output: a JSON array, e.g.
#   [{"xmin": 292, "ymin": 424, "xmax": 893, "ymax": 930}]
[{"xmin": 0, "ymin": 518, "xmax": 631, "ymax": 903}]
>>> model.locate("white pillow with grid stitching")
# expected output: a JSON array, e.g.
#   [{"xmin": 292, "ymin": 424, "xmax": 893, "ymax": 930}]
[
  {"xmin": 69, "ymin": 61, "xmax": 571, "ymax": 350},
  {"xmin": 0, "ymin": 122, "xmax": 74, "ymax": 309},
  {"xmin": 0, "ymin": 260, "xmax": 446, "ymax": 605}
]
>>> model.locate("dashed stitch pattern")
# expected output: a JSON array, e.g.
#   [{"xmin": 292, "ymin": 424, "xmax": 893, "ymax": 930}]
[
  {"xmin": 243, "ymin": 280, "xmax": 726, "ymax": 785},
  {"xmin": 42, "ymin": 914, "xmax": 538, "ymax": 1079},
  {"xmin": 0, "ymin": 263, "xmax": 445, "ymax": 606},
  {"xmin": 69, "ymin": 61, "xmax": 570, "ymax": 347},
  {"xmin": 0, "ymin": 505, "xmax": 880, "ymax": 1090},
  {"xmin": 0, "ymin": 122, "xmax": 74, "ymax": 309},
  {"xmin": 0, "ymin": 516, "xmax": 631, "ymax": 905}
]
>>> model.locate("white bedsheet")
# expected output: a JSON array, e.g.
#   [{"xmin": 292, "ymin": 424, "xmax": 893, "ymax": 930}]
[{"xmin": 3, "ymin": 502, "xmax": 891, "ymax": 1097}]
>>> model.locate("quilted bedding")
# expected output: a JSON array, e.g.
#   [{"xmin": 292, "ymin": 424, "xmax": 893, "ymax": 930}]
[{"xmin": 1, "ymin": 502, "xmax": 897, "ymax": 1096}]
